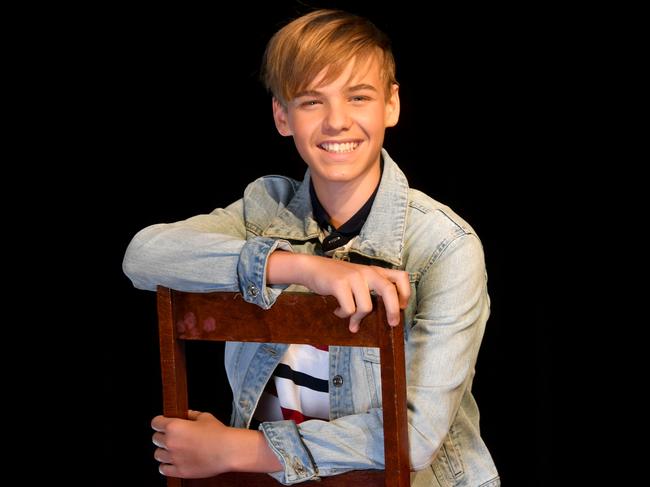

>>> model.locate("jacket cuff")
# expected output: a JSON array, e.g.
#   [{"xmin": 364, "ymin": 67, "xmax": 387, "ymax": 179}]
[
  {"xmin": 238, "ymin": 237, "xmax": 292, "ymax": 309},
  {"xmin": 259, "ymin": 420, "xmax": 317, "ymax": 484}
]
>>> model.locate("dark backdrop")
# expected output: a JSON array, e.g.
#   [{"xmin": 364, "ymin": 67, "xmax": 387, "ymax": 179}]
[{"xmin": 102, "ymin": 2, "xmax": 553, "ymax": 485}]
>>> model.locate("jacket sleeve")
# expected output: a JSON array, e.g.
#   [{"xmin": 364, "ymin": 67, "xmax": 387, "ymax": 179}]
[
  {"xmin": 258, "ymin": 233, "xmax": 490, "ymax": 484},
  {"xmin": 122, "ymin": 199, "xmax": 292, "ymax": 309}
]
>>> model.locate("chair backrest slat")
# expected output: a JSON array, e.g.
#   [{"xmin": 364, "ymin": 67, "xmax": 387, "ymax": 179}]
[{"xmin": 157, "ymin": 286, "xmax": 410, "ymax": 487}]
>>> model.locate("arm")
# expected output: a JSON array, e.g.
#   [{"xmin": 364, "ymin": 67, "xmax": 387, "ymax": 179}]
[
  {"xmin": 122, "ymin": 201, "xmax": 247, "ymax": 292},
  {"xmin": 122, "ymin": 199, "xmax": 292, "ymax": 307},
  {"xmin": 267, "ymin": 251, "xmax": 410, "ymax": 332},
  {"xmin": 149, "ymin": 251, "xmax": 412, "ymax": 481},
  {"xmin": 152, "ymin": 411, "xmax": 282, "ymax": 479},
  {"xmin": 260, "ymin": 234, "xmax": 490, "ymax": 482}
]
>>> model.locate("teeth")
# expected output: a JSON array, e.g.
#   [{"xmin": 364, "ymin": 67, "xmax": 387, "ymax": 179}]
[{"xmin": 320, "ymin": 142, "xmax": 359, "ymax": 153}]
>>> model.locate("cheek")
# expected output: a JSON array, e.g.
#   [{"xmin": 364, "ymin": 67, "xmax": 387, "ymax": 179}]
[
  {"xmin": 291, "ymin": 135, "xmax": 316, "ymax": 163},
  {"xmin": 358, "ymin": 111, "xmax": 385, "ymax": 133},
  {"xmin": 291, "ymin": 119, "xmax": 319, "ymax": 144}
]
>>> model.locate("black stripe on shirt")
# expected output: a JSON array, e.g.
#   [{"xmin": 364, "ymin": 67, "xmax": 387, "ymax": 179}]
[{"xmin": 274, "ymin": 363, "xmax": 329, "ymax": 393}]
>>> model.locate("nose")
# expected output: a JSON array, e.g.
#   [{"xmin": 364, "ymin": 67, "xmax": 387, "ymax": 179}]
[{"xmin": 323, "ymin": 101, "xmax": 351, "ymax": 133}]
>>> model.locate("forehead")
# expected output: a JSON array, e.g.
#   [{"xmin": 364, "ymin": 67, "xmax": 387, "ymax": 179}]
[{"xmin": 307, "ymin": 55, "xmax": 383, "ymax": 92}]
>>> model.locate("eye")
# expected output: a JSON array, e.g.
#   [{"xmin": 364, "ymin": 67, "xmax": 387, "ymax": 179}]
[
  {"xmin": 350, "ymin": 95, "xmax": 371, "ymax": 103},
  {"xmin": 300, "ymin": 99, "xmax": 321, "ymax": 107}
]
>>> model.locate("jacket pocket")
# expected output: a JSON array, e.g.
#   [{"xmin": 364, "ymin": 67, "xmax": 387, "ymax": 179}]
[
  {"xmin": 361, "ymin": 347, "xmax": 382, "ymax": 409},
  {"xmin": 431, "ymin": 429, "xmax": 465, "ymax": 486}
]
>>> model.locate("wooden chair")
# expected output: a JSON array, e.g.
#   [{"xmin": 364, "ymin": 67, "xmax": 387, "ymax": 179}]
[{"xmin": 157, "ymin": 286, "xmax": 409, "ymax": 486}]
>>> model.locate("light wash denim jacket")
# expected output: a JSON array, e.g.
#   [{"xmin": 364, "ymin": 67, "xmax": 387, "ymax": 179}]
[{"xmin": 123, "ymin": 149, "xmax": 500, "ymax": 487}]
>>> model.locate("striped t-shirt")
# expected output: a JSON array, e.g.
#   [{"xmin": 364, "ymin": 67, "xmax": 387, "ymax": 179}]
[
  {"xmin": 253, "ymin": 344, "xmax": 330, "ymax": 424},
  {"xmin": 252, "ymin": 175, "xmax": 380, "ymax": 425}
]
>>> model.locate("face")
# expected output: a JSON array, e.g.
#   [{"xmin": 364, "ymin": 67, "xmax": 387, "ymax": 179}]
[{"xmin": 272, "ymin": 56, "xmax": 400, "ymax": 190}]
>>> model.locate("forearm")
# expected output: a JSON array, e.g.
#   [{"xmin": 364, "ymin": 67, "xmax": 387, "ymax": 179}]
[
  {"xmin": 123, "ymin": 206, "xmax": 247, "ymax": 292},
  {"xmin": 123, "ymin": 223, "xmax": 244, "ymax": 292},
  {"xmin": 266, "ymin": 250, "xmax": 313, "ymax": 286},
  {"xmin": 258, "ymin": 235, "xmax": 490, "ymax": 479},
  {"xmin": 227, "ymin": 428, "xmax": 283, "ymax": 473}
]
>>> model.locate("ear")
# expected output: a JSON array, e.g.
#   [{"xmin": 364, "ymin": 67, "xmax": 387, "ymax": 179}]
[
  {"xmin": 384, "ymin": 83, "xmax": 400, "ymax": 128},
  {"xmin": 272, "ymin": 97, "xmax": 293, "ymax": 136}
]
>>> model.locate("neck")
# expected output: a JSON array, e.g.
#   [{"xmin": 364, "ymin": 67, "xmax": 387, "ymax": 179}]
[{"xmin": 312, "ymin": 164, "xmax": 381, "ymax": 229}]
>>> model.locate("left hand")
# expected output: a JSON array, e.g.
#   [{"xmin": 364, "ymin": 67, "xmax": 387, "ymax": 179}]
[{"xmin": 151, "ymin": 410, "xmax": 231, "ymax": 478}]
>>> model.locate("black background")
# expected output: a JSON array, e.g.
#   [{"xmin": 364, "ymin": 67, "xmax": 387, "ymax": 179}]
[{"xmin": 101, "ymin": 2, "xmax": 554, "ymax": 485}]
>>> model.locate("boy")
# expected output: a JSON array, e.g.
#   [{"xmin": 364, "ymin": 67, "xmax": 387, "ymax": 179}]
[{"xmin": 123, "ymin": 8, "xmax": 499, "ymax": 486}]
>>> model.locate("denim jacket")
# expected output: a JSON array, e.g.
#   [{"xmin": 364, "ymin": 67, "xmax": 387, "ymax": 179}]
[{"xmin": 123, "ymin": 149, "xmax": 500, "ymax": 486}]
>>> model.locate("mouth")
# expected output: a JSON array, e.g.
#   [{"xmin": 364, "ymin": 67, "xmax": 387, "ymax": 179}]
[{"xmin": 317, "ymin": 141, "xmax": 361, "ymax": 154}]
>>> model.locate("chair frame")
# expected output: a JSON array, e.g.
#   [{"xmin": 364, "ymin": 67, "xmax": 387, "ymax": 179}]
[{"xmin": 157, "ymin": 286, "xmax": 409, "ymax": 486}]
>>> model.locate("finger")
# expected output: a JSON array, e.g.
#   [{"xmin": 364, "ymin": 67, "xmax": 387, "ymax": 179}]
[
  {"xmin": 374, "ymin": 267, "xmax": 411, "ymax": 309},
  {"xmin": 190, "ymin": 410, "xmax": 217, "ymax": 423},
  {"xmin": 154, "ymin": 447, "xmax": 172, "ymax": 464},
  {"xmin": 159, "ymin": 463, "xmax": 177, "ymax": 477},
  {"xmin": 332, "ymin": 289, "xmax": 356, "ymax": 320},
  {"xmin": 151, "ymin": 415, "xmax": 172, "ymax": 432},
  {"xmin": 188, "ymin": 410, "xmax": 203, "ymax": 421},
  {"xmin": 373, "ymin": 280, "xmax": 402, "ymax": 327},
  {"xmin": 348, "ymin": 281, "xmax": 372, "ymax": 333},
  {"xmin": 391, "ymin": 272, "xmax": 411, "ymax": 309},
  {"xmin": 152, "ymin": 432, "xmax": 166, "ymax": 449}
]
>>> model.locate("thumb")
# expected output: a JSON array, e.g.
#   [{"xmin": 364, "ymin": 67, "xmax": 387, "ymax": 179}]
[
  {"xmin": 188, "ymin": 410, "xmax": 216, "ymax": 422},
  {"xmin": 188, "ymin": 409, "xmax": 203, "ymax": 421}
]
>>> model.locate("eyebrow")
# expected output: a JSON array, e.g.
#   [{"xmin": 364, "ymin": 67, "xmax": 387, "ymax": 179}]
[
  {"xmin": 347, "ymin": 84, "xmax": 378, "ymax": 93},
  {"xmin": 294, "ymin": 84, "xmax": 378, "ymax": 98}
]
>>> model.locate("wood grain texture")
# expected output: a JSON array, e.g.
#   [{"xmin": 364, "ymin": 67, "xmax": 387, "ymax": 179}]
[
  {"xmin": 157, "ymin": 288, "xmax": 409, "ymax": 487},
  {"xmin": 188, "ymin": 470, "xmax": 386, "ymax": 486}
]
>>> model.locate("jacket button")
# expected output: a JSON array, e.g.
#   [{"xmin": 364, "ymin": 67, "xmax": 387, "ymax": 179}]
[
  {"xmin": 332, "ymin": 375, "xmax": 344, "ymax": 387},
  {"xmin": 247, "ymin": 284, "xmax": 259, "ymax": 297}
]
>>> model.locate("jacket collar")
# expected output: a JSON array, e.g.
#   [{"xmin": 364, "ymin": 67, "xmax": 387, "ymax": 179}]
[{"xmin": 262, "ymin": 148, "xmax": 409, "ymax": 267}]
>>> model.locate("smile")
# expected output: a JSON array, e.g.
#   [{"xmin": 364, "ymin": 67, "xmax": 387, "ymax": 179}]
[{"xmin": 318, "ymin": 141, "xmax": 360, "ymax": 153}]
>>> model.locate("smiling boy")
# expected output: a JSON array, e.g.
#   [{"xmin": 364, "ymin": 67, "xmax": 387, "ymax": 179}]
[{"xmin": 123, "ymin": 9, "xmax": 499, "ymax": 486}]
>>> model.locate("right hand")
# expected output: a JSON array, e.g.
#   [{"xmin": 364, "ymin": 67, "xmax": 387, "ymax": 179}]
[{"xmin": 269, "ymin": 252, "xmax": 410, "ymax": 332}]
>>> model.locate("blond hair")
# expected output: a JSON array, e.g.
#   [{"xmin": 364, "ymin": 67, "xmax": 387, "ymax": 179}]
[{"xmin": 262, "ymin": 9, "xmax": 397, "ymax": 105}]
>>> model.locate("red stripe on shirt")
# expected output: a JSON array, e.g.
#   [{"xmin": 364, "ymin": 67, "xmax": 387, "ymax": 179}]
[{"xmin": 280, "ymin": 407, "xmax": 322, "ymax": 424}]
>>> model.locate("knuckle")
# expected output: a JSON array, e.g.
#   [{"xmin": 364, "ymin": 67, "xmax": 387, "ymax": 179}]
[
  {"xmin": 336, "ymin": 305, "xmax": 353, "ymax": 317},
  {"xmin": 357, "ymin": 302, "xmax": 372, "ymax": 314},
  {"xmin": 379, "ymin": 281, "xmax": 397, "ymax": 295},
  {"xmin": 342, "ymin": 304, "xmax": 356, "ymax": 315},
  {"xmin": 164, "ymin": 436, "xmax": 179, "ymax": 451}
]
